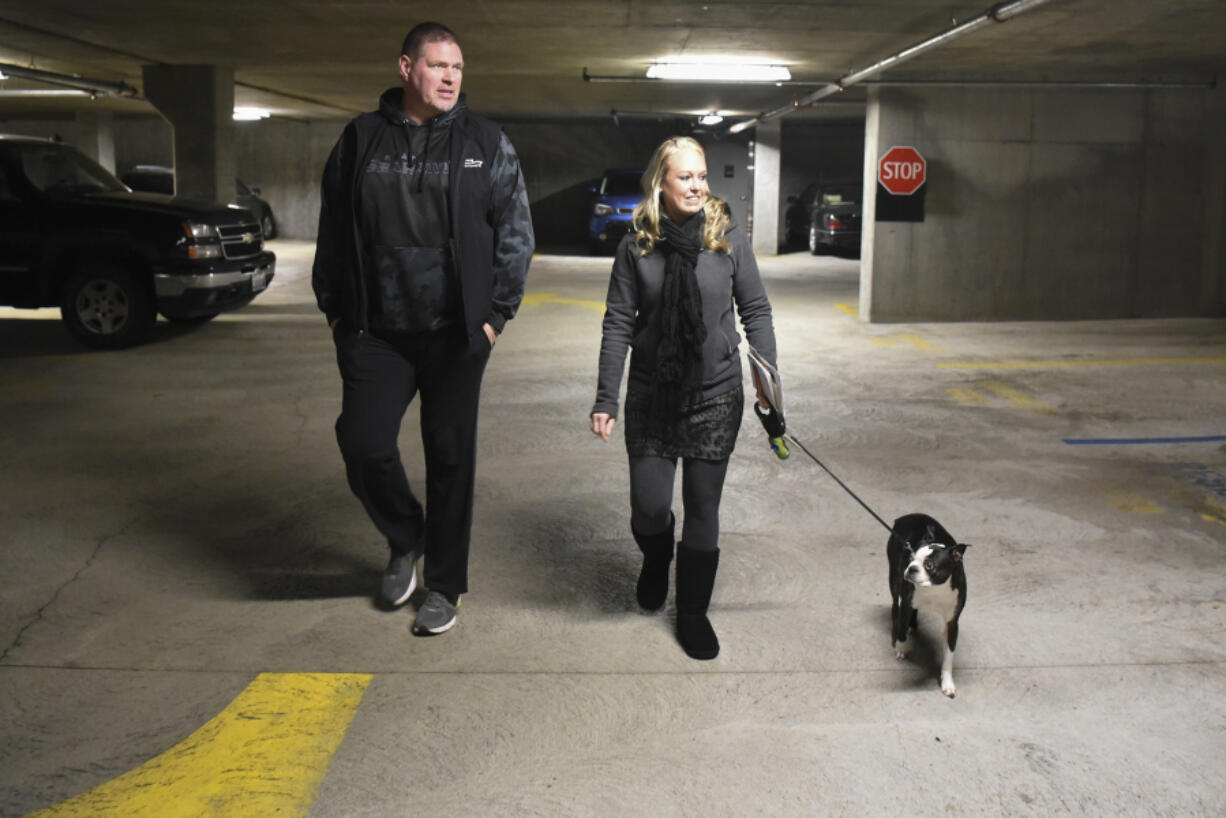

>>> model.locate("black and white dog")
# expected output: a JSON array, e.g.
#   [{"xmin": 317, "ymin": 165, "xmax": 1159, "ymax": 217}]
[{"xmin": 887, "ymin": 513, "xmax": 970, "ymax": 697}]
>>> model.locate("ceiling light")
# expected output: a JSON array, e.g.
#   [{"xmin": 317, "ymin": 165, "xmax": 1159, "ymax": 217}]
[
  {"xmin": 698, "ymin": 113, "xmax": 724, "ymax": 126},
  {"xmin": 646, "ymin": 61, "xmax": 791, "ymax": 83},
  {"xmin": 233, "ymin": 107, "xmax": 271, "ymax": 121}
]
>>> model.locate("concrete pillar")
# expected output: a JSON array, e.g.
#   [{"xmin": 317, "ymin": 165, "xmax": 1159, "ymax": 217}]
[
  {"xmin": 141, "ymin": 64, "xmax": 235, "ymax": 204},
  {"xmin": 859, "ymin": 88, "xmax": 882, "ymax": 321},
  {"xmin": 861, "ymin": 83, "xmax": 1222, "ymax": 322},
  {"xmin": 750, "ymin": 119, "xmax": 781, "ymax": 256},
  {"xmin": 704, "ymin": 138, "xmax": 751, "ymax": 237},
  {"xmin": 75, "ymin": 111, "xmax": 116, "ymax": 173},
  {"xmin": 1202, "ymin": 84, "xmax": 1226, "ymax": 313}
]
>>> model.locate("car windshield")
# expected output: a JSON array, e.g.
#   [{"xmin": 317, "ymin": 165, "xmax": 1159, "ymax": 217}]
[
  {"xmin": 821, "ymin": 187, "xmax": 858, "ymax": 205},
  {"xmin": 602, "ymin": 173, "xmax": 642, "ymax": 196},
  {"xmin": 19, "ymin": 144, "xmax": 127, "ymax": 195}
]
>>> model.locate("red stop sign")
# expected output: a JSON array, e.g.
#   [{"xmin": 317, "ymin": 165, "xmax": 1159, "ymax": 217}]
[{"xmin": 879, "ymin": 146, "xmax": 926, "ymax": 195}]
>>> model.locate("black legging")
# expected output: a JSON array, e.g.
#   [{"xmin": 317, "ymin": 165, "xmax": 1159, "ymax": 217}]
[{"xmin": 629, "ymin": 455, "xmax": 730, "ymax": 551}]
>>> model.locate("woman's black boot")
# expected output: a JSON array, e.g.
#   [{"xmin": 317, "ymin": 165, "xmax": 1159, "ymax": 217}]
[
  {"xmin": 632, "ymin": 515, "xmax": 675, "ymax": 611},
  {"xmin": 675, "ymin": 543, "xmax": 720, "ymax": 660}
]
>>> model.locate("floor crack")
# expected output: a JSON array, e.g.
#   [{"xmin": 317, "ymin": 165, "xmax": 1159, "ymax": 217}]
[{"xmin": 0, "ymin": 519, "xmax": 136, "ymax": 664}]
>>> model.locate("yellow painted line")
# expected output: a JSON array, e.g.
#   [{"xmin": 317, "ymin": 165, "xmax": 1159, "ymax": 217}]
[
  {"xmin": 894, "ymin": 332, "xmax": 946, "ymax": 354},
  {"xmin": 939, "ymin": 356, "xmax": 1226, "ymax": 370},
  {"xmin": 979, "ymin": 380, "xmax": 1057, "ymax": 414},
  {"xmin": 1197, "ymin": 498, "xmax": 1225, "ymax": 526},
  {"xmin": 870, "ymin": 336, "xmax": 899, "ymax": 348},
  {"xmin": 1101, "ymin": 492, "xmax": 1164, "ymax": 514},
  {"xmin": 835, "ymin": 302, "xmax": 858, "ymax": 316},
  {"xmin": 521, "ymin": 292, "xmax": 606, "ymax": 312},
  {"xmin": 947, "ymin": 387, "xmax": 988, "ymax": 405},
  {"xmin": 29, "ymin": 672, "xmax": 372, "ymax": 818}
]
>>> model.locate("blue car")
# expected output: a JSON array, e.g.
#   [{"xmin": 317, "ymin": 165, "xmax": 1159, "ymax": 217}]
[{"xmin": 588, "ymin": 168, "xmax": 644, "ymax": 254}]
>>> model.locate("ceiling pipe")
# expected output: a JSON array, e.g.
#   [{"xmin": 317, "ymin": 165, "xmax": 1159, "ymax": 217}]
[
  {"xmin": 862, "ymin": 78, "xmax": 1216, "ymax": 89},
  {"xmin": 0, "ymin": 62, "xmax": 139, "ymax": 98},
  {"xmin": 726, "ymin": 0, "xmax": 1057, "ymax": 135}
]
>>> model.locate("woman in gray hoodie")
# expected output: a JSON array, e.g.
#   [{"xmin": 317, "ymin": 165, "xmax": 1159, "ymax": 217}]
[{"xmin": 591, "ymin": 136, "xmax": 778, "ymax": 660}]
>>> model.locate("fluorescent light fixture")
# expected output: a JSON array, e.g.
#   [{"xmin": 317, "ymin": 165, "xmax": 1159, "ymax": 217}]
[
  {"xmin": 233, "ymin": 107, "xmax": 271, "ymax": 121},
  {"xmin": 646, "ymin": 61, "xmax": 790, "ymax": 82},
  {"xmin": 698, "ymin": 113, "xmax": 724, "ymax": 126}
]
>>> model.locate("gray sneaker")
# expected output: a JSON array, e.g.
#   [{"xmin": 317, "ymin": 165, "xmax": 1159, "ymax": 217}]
[
  {"xmin": 412, "ymin": 591, "xmax": 459, "ymax": 635},
  {"xmin": 380, "ymin": 550, "xmax": 420, "ymax": 607}
]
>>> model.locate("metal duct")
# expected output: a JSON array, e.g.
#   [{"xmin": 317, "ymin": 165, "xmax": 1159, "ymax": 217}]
[
  {"xmin": 0, "ymin": 62, "xmax": 139, "ymax": 98},
  {"xmin": 726, "ymin": 0, "xmax": 1057, "ymax": 134}
]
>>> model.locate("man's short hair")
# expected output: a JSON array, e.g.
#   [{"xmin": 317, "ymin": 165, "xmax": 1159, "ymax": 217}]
[{"xmin": 401, "ymin": 22, "xmax": 460, "ymax": 60}]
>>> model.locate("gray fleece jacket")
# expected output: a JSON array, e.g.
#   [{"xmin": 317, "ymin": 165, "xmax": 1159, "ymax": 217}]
[{"xmin": 592, "ymin": 218, "xmax": 777, "ymax": 418}]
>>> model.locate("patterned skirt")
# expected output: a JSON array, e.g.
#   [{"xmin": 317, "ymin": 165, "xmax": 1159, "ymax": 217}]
[{"xmin": 624, "ymin": 386, "xmax": 744, "ymax": 460}]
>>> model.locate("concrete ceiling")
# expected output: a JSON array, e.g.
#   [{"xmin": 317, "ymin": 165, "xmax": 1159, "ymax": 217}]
[{"xmin": 0, "ymin": 0, "xmax": 1223, "ymax": 124}]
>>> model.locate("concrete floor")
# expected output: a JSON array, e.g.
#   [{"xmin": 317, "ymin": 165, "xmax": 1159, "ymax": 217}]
[{"xmin": 2, "ymin": 242, "xmax": 1225, "ymax": 816}]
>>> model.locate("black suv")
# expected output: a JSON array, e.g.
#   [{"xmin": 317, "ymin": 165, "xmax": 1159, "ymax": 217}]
[{"xmin": 0, "ymin": 136, "xmax": 275, "ymax": 349}]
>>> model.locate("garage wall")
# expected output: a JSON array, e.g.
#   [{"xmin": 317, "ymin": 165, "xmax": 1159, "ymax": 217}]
[
  {"xmin": 0, "ymin": 115, "xmax": 78, "ymax": 145},
  {"xmin": 113, "ymin": 115, "xmax": 173, "ymax": 172},
  {"xmin": 233, "ymin": 118, "xmax": 344, "ymax": 240},
  {"xmin": 861, "ymin": 85, "xmax": 1226, "ymax": 321}
]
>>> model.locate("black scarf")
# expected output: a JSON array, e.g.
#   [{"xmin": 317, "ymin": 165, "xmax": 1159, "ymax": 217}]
[{"xmin": 648, "ymin": 212, "xmax": 707, "ymax": 436}]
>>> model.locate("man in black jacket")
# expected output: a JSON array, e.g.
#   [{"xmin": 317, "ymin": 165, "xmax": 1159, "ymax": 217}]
[{"xmin": 312, "ymin": 21, "xmax": 534, "ymax": 635}]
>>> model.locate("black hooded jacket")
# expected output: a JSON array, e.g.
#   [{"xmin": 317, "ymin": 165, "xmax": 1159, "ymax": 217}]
[{"xmin": 312, "ymin": 88, "xmax": 534, "ymax": 351}]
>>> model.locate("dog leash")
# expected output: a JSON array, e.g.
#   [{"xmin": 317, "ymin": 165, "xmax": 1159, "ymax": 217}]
[
  {"xmin": 783, "ymin": 433, "xmax": 897, "ymax": 537},
  {"xmin": 749, "ymin": 365, "xmax": 897, "ymax": 539}
]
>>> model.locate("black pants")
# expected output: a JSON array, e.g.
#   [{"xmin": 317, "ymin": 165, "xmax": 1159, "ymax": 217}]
[
  {"xmin": 629, "ymin": 455, "xmax": 730, "ymax": 551},
  {"xmin": 333, "ymin": 325, "xmax": 490, "ymax": 596}
]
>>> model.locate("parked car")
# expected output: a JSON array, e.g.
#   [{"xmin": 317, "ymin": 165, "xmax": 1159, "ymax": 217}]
[
  {"xmin": 121, "ymin": 164, "xmax": 277, "ymax": 239},
  {"xmin": 587, "ymin": 168, "xmax": 644, "ymax": 254},
  {"xmin": 785, "ymin": 180, "xmax": 862, "ymax": 256},
  {"xmin": 0, "ymin": 136, "xmax": 275, "ymax": 349}
]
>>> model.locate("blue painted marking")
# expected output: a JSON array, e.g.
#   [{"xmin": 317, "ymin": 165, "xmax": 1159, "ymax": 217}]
[{"xmin": 1063, "ymin": 435, "xmax": 1226, "ymax": 445}]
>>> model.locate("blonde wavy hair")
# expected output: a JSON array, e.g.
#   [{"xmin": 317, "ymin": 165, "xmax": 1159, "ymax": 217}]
[{"xmin": 632, "ymin": 136, "xmax": 731, "ymax": 255}]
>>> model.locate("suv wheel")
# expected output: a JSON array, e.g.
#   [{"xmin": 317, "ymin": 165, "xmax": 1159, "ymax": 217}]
[
  {"xmin": 261, "ymin": 210, "xmax": 276, "ymax": 240},
  {"xmin": 809, "ymin": 221, "xmax": 823, "ymax": 255},
  {"xmin": 60, "ymin": 266, "xmax": 156, "ymax": 349}
]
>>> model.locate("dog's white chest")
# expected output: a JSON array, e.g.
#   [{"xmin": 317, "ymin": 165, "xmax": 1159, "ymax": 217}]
[{"xmin": 912, "ymin": 581, "xmax": 959, "ymax": 622}]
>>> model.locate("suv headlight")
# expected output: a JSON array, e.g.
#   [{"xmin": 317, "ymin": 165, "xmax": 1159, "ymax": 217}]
[
  {"xmin": 183, "ymin": 222, "xmax": 218, "ymax": 240},
  {"xmin": 593, "ymin": 203, "xmax": 613, "ymax": 216},
  {"xmin": 181, "ymin": 221, "xmax": 222, "ymax": 259}
]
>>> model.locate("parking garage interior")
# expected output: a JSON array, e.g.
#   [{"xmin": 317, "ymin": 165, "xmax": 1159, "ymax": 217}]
[{"xmin": 2, "ymin": 1, "xmax": 1225, "ymax": 815}]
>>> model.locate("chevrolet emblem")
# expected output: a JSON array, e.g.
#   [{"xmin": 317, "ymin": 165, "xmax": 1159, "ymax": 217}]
[{"xmin": 241, "ymin": 233, "xmax": 255, "ymax": 244}]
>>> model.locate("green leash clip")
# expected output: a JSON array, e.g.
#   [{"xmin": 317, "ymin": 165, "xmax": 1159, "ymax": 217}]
[{"xmin": 769, "ymin": 436, "xmax": 790, "ymax": 460}]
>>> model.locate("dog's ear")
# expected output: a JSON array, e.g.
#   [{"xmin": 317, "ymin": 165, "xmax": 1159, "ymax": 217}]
[
  {"xmin": 952, "ymin": 543, "xmax": 970, "ymax": 561},
  {"xmin": 924, "ymin": 523, "xmax": 936, "ymax": 542}
]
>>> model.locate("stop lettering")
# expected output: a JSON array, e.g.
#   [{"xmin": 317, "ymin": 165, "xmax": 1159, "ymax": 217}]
[{"xmin": 879, "ymin": 146, "xmax": 926, "ymax": 196}]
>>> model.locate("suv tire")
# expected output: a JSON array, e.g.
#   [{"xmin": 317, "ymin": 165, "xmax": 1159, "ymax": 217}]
[{"xmin": 60, "ymin": 265, "xmax": 156, "ymax": 349}]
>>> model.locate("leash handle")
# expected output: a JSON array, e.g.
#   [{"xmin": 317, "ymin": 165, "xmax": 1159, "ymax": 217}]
[
  {"xmin": 785, "ymin": 433, "xmax": 896, "ymax": 537},
  {"xmin": 769, "ymin": 436, "xmax": 790, "ymax": 459}
]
